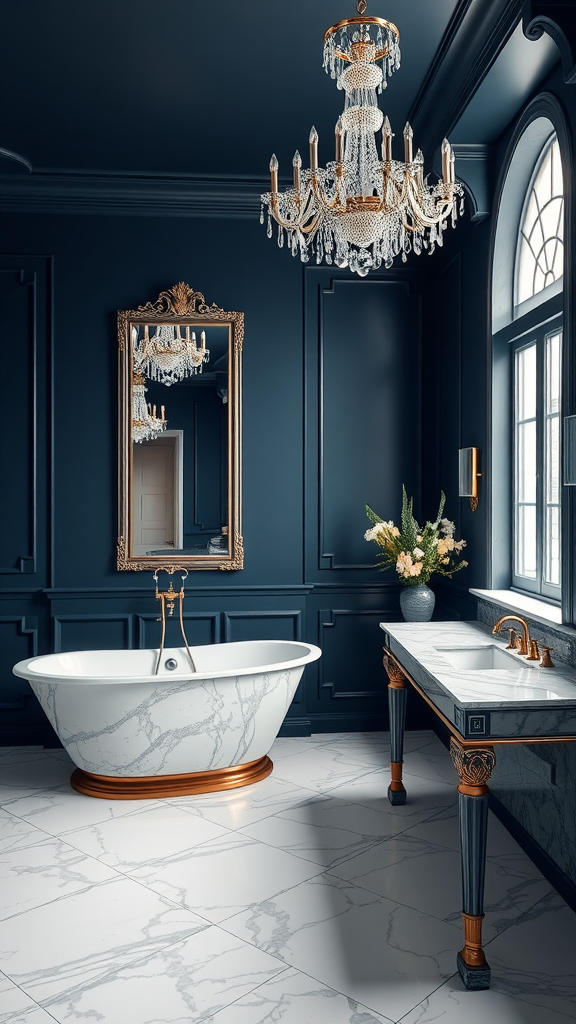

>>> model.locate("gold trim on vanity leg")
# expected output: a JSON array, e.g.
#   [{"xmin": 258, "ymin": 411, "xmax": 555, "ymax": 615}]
[
  {"xmin": 383, "ymin": 651, "xmax": 408, "ymax": 802},
  {"xmin": 70, "ymin": 756, "xmax": 274, "ymax": 800},
  {"xmin": 461, "ymin": 912, "xmax": 487, "ymax": 968},
  {"xmin": 450, "ymin": 737, "xmax": 495, "ymax": 981}
]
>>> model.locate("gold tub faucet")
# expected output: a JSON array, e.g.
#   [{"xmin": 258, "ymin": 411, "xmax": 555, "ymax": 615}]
[{"xmin": 492, "ymin": 615, "xmax": 531, "ymax": 656}]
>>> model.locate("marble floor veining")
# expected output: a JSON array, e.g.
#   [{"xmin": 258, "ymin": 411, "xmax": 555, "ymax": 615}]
[{"xmin": 0, "ymin": 732, "xmax": 575, "ymax": 1024}]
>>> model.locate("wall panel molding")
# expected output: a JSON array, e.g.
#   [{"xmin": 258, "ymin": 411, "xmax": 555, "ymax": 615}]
[
  {"xmin": 0, "ymin": 256, "xmax": 52, "ymax": 587},
  {"xmin": 53, "ymin": 614, "xmax": 134, "ymax": 652},
  {"xmin": 0, "ymin": 616, "xmax": 38, "ymax": 708},
  {"xmin": 319, "ymin": 609, "xmax": 391, "ymax": 700},
  {"xmin": 223, "ymin": 611, "xmax": 302, "ymax": 643}
]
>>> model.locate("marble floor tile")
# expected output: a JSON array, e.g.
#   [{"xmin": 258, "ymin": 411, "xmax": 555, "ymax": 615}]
[
  {"xmin": 223, "ymin": 871, "xmax": 463, "ymax": 1022},
  {"xmin": 0, "ymin": 760, "xmax": 74, "ymax": 805},
  {"xmin": 207, "ymin": 966, "xmax": 395, "ymax": 1024},
  {"xmin": 271, "ymin": 748, "xmax": 392, "ymax": 794},
  {"xmin": 0, "ymin": 749, "xmax": 52, "ymax": 768},
  {"xmin": 127, "ymin": 831, "xmax": 322, "ymax": 924},
  {"xmin": 59, "ymin": 801, "xmax": 230, "ymax": 869},
  {"xmin": 2, "ymin": 785, "xmax": 159, "ymax": 836},
  {"xmin": 168, "ymin": 775, "xmax": 319, "ymax": 830},
  {"xmin": 404, "ymin": 803, "xmax": 544, "ymax": 871},
  {"xmin": 0, "ymin": 972, "xmax": 47, "ymax": 1024},
  {"xmin": 0, "ymin": 836, "xmax": 118, "ymax": 921},
  {"xmin": 239, "ymin": 792, "xmax": 406, "ymax": 869},
  {"xmin": 324, "ymin": 770, "xmax": 458, "ymax": 838},
  {"xmin": 399, "ymin": 892, "xmax": 576, "ymax": 1023},
  {"xmin": 329, "ymin": 833, "xmax": 553, "ymax": 942},
  {"xmin": 0, "ymin": 810, "xmax": 53, "ymax": 855},
  {"xmin": 401, "ymin": 750, "xmax": 457, "ymax": 787},
  {"xmin": 42, "ymin": 927, "xmax": 286, "ymax": 1024},
  {"xmin": 269, "ymin": 737, "xmax": 319, "ymax": 759},
  {"xmin": 0, "ymin": 875, "xmax": 209, "ymax": 1005}
]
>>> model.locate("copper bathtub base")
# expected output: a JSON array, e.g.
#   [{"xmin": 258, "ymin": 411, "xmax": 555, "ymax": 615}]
[{"xmin": 70, "ymin": 755, "xmax": 274, "ymax": 799}]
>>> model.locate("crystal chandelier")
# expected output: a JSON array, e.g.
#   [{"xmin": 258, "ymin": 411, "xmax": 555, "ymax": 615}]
[
  {"xmin": 261, "ymin": 1, "xmax": 464, "ymax": 276},
  {"xmin": 132, "ymin": 373, "xmax": 168, "ymax": 444},
  {"xmin": 132, "ymin": 325, "xmax": 210, "ymax": 386}
]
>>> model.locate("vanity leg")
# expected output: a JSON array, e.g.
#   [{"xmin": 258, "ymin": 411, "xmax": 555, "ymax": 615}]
[
  {"xmin": 450, "ymin": 738, "xmax": 496, "ymax": 990},
  {"xmin": 383, "ymin": 651, "xmax": 408, "ymax": 805}
]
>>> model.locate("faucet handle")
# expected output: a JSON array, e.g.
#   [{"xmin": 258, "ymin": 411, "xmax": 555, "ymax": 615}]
[
  {"xmin": 505, "ymin": 628, "xmax": 519, "ymax": 650},
  {"xmin": 516, "ymin": 632, "xmax": 529, "ymax": 656},
  {"xmin": 527, "ymin": 638, "xmax": 540, "ymax": 661},
  {"xmin": 540, "ymin": 645, "xmax": 555, "ymax": 668}
]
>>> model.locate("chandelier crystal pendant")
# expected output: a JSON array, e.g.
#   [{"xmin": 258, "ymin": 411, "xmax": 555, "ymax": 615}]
[
  {"xmin": 132, "ymin": 324, "xmax": 210, "ymax": 386},
  {"xmin": 261, "ymin": 1, "xmax": 464, "ymax": 276},
  {"xmin": 132, "ymin": 373, "xmax": 168, "ymax": 444}
]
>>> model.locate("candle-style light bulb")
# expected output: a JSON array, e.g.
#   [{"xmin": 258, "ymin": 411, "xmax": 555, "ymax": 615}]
[
  {"xmin": 161, "ymin": 405, "xmax": 165, "ymax": 421},
  {"xmin": 201, "ymin": 331, "xmax": 206, "ymax": 351},
  {"xmin": 403, "ymin": 122, "xmax": 413, "ymax": 164},
  {"xmin": 335, "ymin": 117, "xmax": 343, "ymax": 164},
  {"xmin": 191, "ymin": 331, "xmax": 197, "ymax": 350},
  {"xmin": 449, "ymin": 149, "xmax": 455, "ymax": 184},
  {"xmin": 185, "ymin": 325, "xmax": 190, "ymax": 342},
  {"xmin": 293, "ymin": 150, "xmax": 302, "ymax": 190},
  {"xmin": 382, "ymin": 115, "xmax": 392, "ymax": 162},
  {"xmin": 309, "ymin": 126, "xmax": 318, "ymax": 171},
  {"xmin": 441, "ymin": 138, "xmax": 451, "ymax": 185},
  {"xmin": 415, "ymin": 148, "xmax": 424, "ymax": 188},
  {"xmin": 269, "ymin": 154, "xmax": 278, "ymax": 193}
]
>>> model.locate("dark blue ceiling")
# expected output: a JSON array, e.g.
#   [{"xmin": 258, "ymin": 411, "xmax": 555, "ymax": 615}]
[{"xmin": 0, "ymin": 0, "xmax": 561, "ymax": 179}]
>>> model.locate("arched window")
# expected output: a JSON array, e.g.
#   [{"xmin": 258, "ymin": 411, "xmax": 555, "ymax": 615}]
[
  {"xmin": 492, "ymin": 115, "xmax": 564, "ymax": 604},
  {"xmin": 516, "ymin": 135, "xmax": 564, "ymax": 310}
]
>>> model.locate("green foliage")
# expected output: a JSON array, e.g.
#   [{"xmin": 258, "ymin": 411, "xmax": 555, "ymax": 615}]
[{"xmin": 364, "ymin": 486, "xmax": 467, "ymax": 587}]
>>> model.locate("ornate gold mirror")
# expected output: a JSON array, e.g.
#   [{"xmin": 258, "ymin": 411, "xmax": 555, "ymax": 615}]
[{"xmin": 118, "ymin": 282, "xmax": 243, "ymax": 571}]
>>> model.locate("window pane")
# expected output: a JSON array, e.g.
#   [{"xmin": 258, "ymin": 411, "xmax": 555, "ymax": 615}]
[
  {"xmin": 516, "ymin": 504, "xmax": 537, "ymax": 578},
  {"xmin": 518, "ymin": 420, "xmax": 537, "ymax": 502},
  {"xmin": 546, "ymin": 331, "xmax": 561, "ymax": 415},
  {"xmin": 515, "ymin": 135, "xmax": 564, "ymax": 306},
  {"xmin": 516, "ymin": 343, "xmax": 537, "ymax": 421},
  {"xmin": 545, "ymin": 505, "xmax": 560, "ymax": 586}
]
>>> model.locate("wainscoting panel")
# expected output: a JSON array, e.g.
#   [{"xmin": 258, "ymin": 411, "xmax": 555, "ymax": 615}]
[
  {"xmin": 0, "ymin": 257, "xmax": 51, "ymax": 584},
  {"xmin": 0, "ymin": 616, "xmax": 38, "ymax": 707},
  {"xmin": 137, "ymin": 611, "xmax": 220, "ymax": 650},
  {"xmin": 53, "ymin": 614, "xmax": 134, "ymax": 652},
  {"xmin": 223, "ymin": 611, "xmax": 302, "ymax": 643}
]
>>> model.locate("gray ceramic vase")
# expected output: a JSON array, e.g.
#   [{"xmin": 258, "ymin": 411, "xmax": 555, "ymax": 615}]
[{"xmin": 399, "ymin": 584, "xmax": 435, "ymax": 622}]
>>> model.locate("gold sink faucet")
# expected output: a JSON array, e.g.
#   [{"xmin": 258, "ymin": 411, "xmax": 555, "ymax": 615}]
[{"xmin": 492, "ymin": 615, "xmax": 530, "ymax": 656}]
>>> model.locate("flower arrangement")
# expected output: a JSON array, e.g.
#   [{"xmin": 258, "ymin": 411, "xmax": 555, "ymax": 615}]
[{"xmin": 365, "ymin": 487, "xmax": 468, "ymax": 586}]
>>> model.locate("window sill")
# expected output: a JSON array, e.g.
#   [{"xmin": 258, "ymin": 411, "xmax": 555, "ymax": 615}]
[{"xmin": 470, "ymin": 588, "xmax": 562, "ymax": 627}]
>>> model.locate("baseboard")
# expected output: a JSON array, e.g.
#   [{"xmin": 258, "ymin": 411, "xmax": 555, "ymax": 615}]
[{"xmin": 277, "ymin": 718, "xmax": 312, "ymax": 737}]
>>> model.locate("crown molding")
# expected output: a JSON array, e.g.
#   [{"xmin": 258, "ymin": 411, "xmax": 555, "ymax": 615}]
[
  {"xmin": 411, "ymin": 0, "xmax": 523, "ymax": 153},
  {"xmin": 523, "ymin": 0, "xmax": 576, "ymax": 83},
  {"xmin": 452, "ymin": 143, "xmax": 492, "ymax": 221},
  {"xmin": 0, "ymin": 171, "xmax": 268, "ymax": 218}
]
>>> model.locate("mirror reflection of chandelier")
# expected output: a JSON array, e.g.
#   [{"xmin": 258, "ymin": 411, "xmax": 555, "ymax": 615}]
[
  {"xmin": 133, "ymin": 324, "xmax": 210, "ymax": 386},
  {"xmin": 261, "ymin": 0, "xmax": 464, "ymax": 276},
  {"xmin": 132, "ymin": 373, "xmax": 168, "ymax": 443}
]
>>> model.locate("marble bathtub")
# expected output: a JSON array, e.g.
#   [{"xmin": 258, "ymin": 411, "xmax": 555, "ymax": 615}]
[{"xmin": 13, "ymin": 640, "xmax": 322, "ymax": 798}]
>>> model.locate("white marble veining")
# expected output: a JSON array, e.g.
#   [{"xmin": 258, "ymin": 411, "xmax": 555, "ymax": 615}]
[
  {"xmin": 12, "ymin": 640, "xmax": 321, "ymax": 777},
  {"xmin": 382, "ymin": 621, "xmax": 576, "ymax": 706},
  {"xmin": 1, "ymin": 731, "xmax": 573, "ymax": 1024}
]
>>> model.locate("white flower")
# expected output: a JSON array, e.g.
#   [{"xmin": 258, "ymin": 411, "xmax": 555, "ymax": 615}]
[
  {"xmin": 413, "ymin": 546, "xmax": 424, "ymax": 558},
  {"xmin": 440, "ymin": 518, "xmax": 456, "ymax": 538}
]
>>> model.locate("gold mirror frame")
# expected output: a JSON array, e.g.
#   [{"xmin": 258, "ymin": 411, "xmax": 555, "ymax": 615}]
[{"xmin": 117, "ymin": 282, "xmax": 243, "ymax": 571}]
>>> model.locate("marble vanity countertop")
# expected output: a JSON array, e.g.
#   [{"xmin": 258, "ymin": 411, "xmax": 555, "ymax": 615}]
[{"xmin": 380, "ymin": 620, "xmax": 576, "ymax": 740}]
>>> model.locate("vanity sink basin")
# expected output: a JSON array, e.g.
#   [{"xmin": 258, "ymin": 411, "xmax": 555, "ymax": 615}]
[{"xmin": 435, "ymin": 645, "xmax": 525, "ymax": 672}]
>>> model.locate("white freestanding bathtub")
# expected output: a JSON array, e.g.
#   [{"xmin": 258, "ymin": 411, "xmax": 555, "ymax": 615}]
[{"xmin": 13, "ymin": 640, "xmax": 322, "ymax": 799}]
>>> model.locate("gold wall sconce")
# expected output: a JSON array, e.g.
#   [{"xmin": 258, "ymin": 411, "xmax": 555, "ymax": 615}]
[{"xmin": 459, "ymin": 447, "xmax": 481, "ymax": 511}]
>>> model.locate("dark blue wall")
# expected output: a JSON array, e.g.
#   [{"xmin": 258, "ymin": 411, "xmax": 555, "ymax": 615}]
[{"xmin": 0, "ymin": 210, "xmax": 443, "ymax": 743}]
